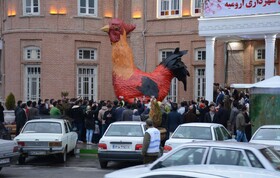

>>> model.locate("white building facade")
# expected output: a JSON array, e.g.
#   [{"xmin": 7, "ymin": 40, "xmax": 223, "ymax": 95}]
[{"xmin": 199, "ymin": 0, "xmax": 280, "ymax": 102}]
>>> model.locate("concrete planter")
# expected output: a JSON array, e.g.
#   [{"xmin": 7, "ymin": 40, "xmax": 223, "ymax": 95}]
[{"xmin": 4, "ymin": 110, "xmax": 15, "ymax": 124}]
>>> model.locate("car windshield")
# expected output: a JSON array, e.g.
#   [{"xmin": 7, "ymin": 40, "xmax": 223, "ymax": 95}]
[
  {"xmin": 172, "ymin": 126, "xmax": 212, "ymax": 140},
  {"xmin": 252, "ymin": 128, "xmax": 280, "ymax": 140},
  {"xmin": 105, "ymin": 124, "xmax": 144, "ymax": 137},
  {"xmin": 22, "ymin": 122, "xmax": 62, "ymax": 134},
  {"xmin": 260, "ymin": 147, "xmax": 280, "ymax": 171}
]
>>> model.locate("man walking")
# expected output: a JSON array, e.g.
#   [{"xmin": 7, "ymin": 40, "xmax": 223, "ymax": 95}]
[
  {"xmin": 142, "ymin": 119, "xmax": 161, "ymax": 164},
  {"xmin": 236, "ymin": 105, "xmax": 251, "ymax": 142}
]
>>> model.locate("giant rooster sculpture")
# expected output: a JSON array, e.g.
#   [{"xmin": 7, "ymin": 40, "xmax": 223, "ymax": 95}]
[{"xmin": 101, "ymin": 18, "xmax": 189, "ymax": 103}]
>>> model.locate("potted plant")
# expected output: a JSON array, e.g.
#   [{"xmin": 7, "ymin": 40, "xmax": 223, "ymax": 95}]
[{"xmin": 4, "ymin": 92, "xmax": 16, "ymax": 124}]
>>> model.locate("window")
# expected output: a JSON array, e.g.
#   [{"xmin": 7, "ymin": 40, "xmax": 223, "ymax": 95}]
[
  {"xmin": 23, "ymin": 0, "xmax": 40, "ymax": 15},
  {"xmin": 195, "ymin": 48, "xmax": 206, "ymax": 61},
  {"xmin": 210, "ymin": 148, "xmax": 248, "ymax": 166},
  {"xmin": 255, "ymin": 45, "xmax": 277, "ymax": 61},
  {"xmin": 255, "ymin": 67, "xmax": 265, "ymax": 82},
  {"xmin": 158, "ymin": 147, "xmax": 207, "ymax": 167},
  {"xmin": 24, "ymin": 47, "xmax": 41, "ymax": 60},
  {"xmin": 192, "ymin": 0, "xmax": 202, "ymax": 16},
  {"xmin": 220, "ymin": 127, "xmax": 232, "ymax": 140},
  {"xmin": 77, "ymin": 67, "xmax": 97, "ymax": 100},
  {"xmin": 78, "ymin": 48, "xmax": 96, "ymax": 60},
  {"xmin": 195, "ymin": 68, "xmax": 205, "ymax": 100},
  {"xmin": 78, "ymin": 0, "xmax": 98, "ymax": 16},
  {"xmin": 157, "ymin": 0, "xmax": 182, "ymax": 18},
  {"xmin": 246, "ymin": 150, "xmax": 264, "ymax": 168},
  {"xmin": 25, "ymin": 66, "xmax": 41, "ymax": 101},
  {"xmin": 255, "ymin": 47, "xmax": 265, "ymax": 60},
  {"xmin": 160, "ymin": 49, "xmax": 178, "ymax": 102}
]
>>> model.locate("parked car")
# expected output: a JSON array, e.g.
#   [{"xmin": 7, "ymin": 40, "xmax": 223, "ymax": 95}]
[
  {"xmin": 250, "ymin": 125, "xmax": 280, "ymax": 152},
  {"xmin": 104, "ymin": 141, "xmax": 280, "ymax": 178},
  {"xmin": 164, "ymin": 123, "xmax": 235, "ymax": 152},
  {"xmin": 0, "ymin": 123, "xmax": 11, "ymax": 140},
  {"xmin": 134, "ymin": 165, "xmax": 280, "ymax": 178},
  {"xmin": 0, "ymin": 139, "xmax": 19, "ymax": 172},
  {"xmin": 98, "ymin": 121, "xmax": 146, "ymax": 168},
  {"xmin": 14, "ymin": 118, "xmax": 78, "ymax": 164}
]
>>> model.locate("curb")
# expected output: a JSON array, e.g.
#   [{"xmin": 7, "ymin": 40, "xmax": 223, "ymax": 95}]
[{"xmin": 79, "ymin": 149, "xmax": 98, "ymax": 154}]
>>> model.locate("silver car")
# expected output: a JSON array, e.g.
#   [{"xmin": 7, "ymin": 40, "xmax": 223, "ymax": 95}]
[
  {"xmin": 105, "ymin": 141, "xmax": 280, "ymax": 178},
  {"xmin": 250, "ymin": 125, "xmax": 280, "ymax": 152},
  {"xmin": 135, "ymin": 165, "xmax": 280, "ymax": 178},
  {"xmin": 164, "ymin": 123, "xmax": 235, "ymax": 152},
  {"xmin": 0, "ymin": 139, "xmax": 19, "ymax": 172},
  {"xmin": 98, "ymin": 121, "xmax": 146, "ymax": 168}
]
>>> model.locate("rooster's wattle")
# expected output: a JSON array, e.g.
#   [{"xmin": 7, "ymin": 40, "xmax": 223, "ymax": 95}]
[{"xmin": 102, "ymin": 18, "xmax": 189, "ymax": 103}]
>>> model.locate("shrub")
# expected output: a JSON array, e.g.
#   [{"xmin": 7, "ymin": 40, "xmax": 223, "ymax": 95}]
[{"xmin": 5, "ymin": 92, "xmax": 16, "ymax": 110}]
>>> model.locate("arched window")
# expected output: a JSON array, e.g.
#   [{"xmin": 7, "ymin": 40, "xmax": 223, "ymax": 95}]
[{"xmin": 159, "ymin": 49, "xmax": 178, "ymax": 102}]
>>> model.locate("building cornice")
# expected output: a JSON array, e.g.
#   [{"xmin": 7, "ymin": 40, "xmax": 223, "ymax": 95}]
[{"xmin": 198, "ymin": 13, "xmax": 280, "ymax": 38}]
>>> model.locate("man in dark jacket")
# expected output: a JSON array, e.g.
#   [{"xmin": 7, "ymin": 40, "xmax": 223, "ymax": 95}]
[
  {"xmin": 204, "ymin": 103, "xmax": 218, "ymax": 123},
  {"xmin": 70, "ymin": 101, "xmax": 85, "ymax": 143},
  {"xmin": 167, "ymin": 103, "xmax": 182, "ymax": 138},
  {"xmin": 15, "ymin": 103, "xmax": 27, "ymax": 135},
  {"xmin": 183, "ymin": 105, "xmax": 198, "ymax": 123},
  {"xmin": 216, "ymin": 101, "xmax": 230, "ymax": 128},
  {"xmin": 103, "ymin": 104, "xmax": 114, "ymax": 134},
  {"xmin": 0, "ymin": 102, "xmax": 4, "ymax": 124}
]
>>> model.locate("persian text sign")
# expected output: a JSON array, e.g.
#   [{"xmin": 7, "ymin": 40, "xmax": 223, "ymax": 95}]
[{"xmin": 204, "ymin": 0, "xmax": 280, "ymax": 17}]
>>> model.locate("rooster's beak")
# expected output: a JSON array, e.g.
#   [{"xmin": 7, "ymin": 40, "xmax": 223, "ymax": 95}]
[{"xmin": 101, "ymin": 25, "xmax": 109, "ymax": 32}]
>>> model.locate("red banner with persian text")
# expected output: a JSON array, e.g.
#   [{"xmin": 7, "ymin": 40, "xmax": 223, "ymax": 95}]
[{"xmin": 204, "ymin": 0, "xmax": 280, "ymax": 17}]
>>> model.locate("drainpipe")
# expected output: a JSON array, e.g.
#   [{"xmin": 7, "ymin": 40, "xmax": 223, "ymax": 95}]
[
  {"xmin": 142, "ymin": 0, "xmax": 147, "ymax": 72},
  {"xmin": 114, "ymin": 0, "xmax": 118, "ymax": 18},
  {"xmin": 224, "ymin": 42, "xmax": 229, "ymax": 85}
]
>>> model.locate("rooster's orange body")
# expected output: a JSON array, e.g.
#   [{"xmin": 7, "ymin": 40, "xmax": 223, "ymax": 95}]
[{"xmin": 102, "ymin": 19, "xmax": 189, "ymax": 103}]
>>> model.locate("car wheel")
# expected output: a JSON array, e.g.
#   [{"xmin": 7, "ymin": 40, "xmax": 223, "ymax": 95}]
[
  {"xmin": 69, "ymin": 146, "xmax": 76, "ymax": 156},
  {"xmin": 58, "ymin": 149, "xmax": 67, "ymax": 163},
  {"xmin": 99, "ymin": 160, "xmax": 108, "ymax": 169},
  {"xmin": 18, "ymin": 155, "xmax": 26, "ymax": 165}
]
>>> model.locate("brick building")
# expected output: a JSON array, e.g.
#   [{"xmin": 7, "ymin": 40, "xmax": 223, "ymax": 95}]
[{"xmin": 0, "ymin": 0, "xmax": 279, "ymax": 104}]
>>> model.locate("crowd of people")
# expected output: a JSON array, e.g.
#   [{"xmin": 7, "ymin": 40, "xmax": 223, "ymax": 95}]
[{"xmin": 11, "ymin": 87, "xmax": 251, "ymax": 145}]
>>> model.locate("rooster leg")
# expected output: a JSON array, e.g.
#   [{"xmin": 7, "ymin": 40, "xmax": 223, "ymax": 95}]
[{"xmin": 136, "ymin": 76, "xmax": 159, "ymax": 98}]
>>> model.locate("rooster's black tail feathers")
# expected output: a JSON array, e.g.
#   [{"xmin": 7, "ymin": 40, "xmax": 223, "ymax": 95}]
[{"xmin": 160, "ymin": 48, "xmax": 189, "ymax": 91}]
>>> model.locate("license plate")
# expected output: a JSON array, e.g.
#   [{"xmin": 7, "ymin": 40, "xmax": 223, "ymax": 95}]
[
  {"xmin": 29, "ymin": 151, "xmax": 46, "ymax": 155},
  {"xmin": 0, "ymin": 158, "xmax": 10, "ymax": 164},
  {"xmin": 112, "ymin": 144, "xmax": 130, "ymax": 150}
]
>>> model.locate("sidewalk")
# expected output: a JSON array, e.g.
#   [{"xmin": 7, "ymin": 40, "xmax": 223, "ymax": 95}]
[{"xmin": 76, "ymin": 142, "xmax": 98, "ymax": 154}]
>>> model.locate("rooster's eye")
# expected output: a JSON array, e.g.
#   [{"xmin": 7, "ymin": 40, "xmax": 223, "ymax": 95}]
[{"xmin": 114, "ymin": 27, "xmax": 120, "ymax": 31}]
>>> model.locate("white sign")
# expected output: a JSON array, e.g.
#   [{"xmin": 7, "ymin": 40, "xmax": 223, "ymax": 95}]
[{"xmin": 204, "ymin": 0, "xmax": 280, "ymax": 18}]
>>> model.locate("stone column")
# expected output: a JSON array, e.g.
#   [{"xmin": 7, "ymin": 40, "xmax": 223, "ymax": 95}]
[
  {"xmin": 205, "ymin": 37, "xmax": 216, "ymax": 102},
  {"xmin": 265, "ymin": 34, "xmax": 277, "ymax": 79}
]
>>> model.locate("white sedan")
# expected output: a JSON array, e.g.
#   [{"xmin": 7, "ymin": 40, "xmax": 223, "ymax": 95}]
[
  {"xmin": 98, "ymin": 121, "xmax": 146, "ymax": 168},
  {"xmin": 0, "ymin": 139, "xmax": 19, "ymax": 172},
  {"xmin": 250, "ymin": 125, "xmax": 280, "ymax": 152},
  {"xmin": 14, "ymin": 119, "xmax": 78, "ymax": 164},
  {"xmin": 164, "ymin": 123, "xmax": 235, "ymax": 152},
  {"xmin": 105, "ymin": 141, "xmax": 280, "ymax": 178},
  {"xmin": 135, "ymin": 165, "xmax": 280, "ymax": 178}
]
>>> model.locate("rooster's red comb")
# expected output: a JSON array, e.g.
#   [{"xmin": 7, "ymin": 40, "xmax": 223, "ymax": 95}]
[{"xmin": 110, "ymin": 18, "xmax": 136, "ymax": 35}]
